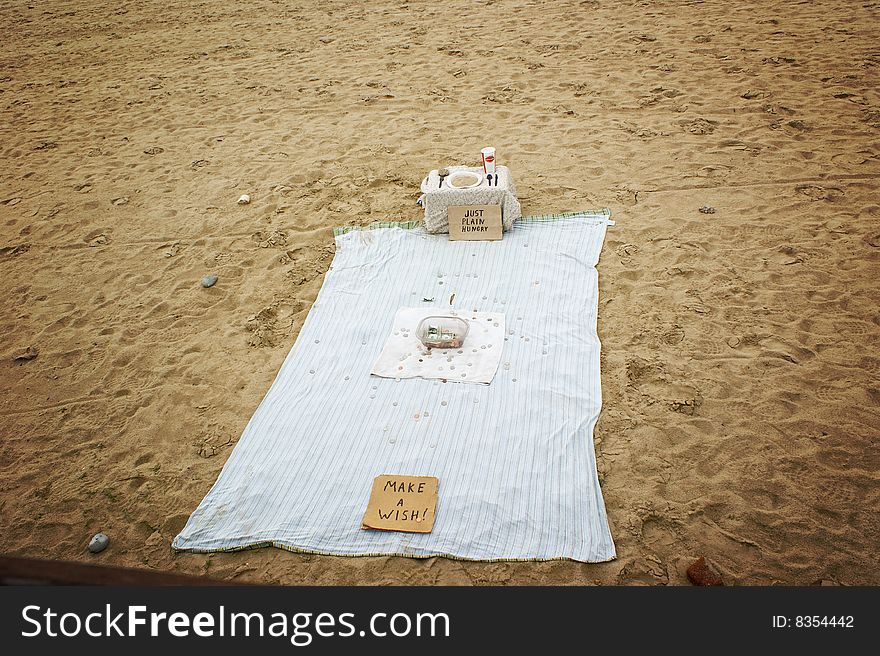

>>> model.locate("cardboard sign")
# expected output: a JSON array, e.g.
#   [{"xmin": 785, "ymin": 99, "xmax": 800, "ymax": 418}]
[
  {"xmin": 361, "ymin": 475, "xmax": 438, "ymax": 533},
  {"xmin": 448, "ymin": 205, "xmax": 502, "ymax": 241}
]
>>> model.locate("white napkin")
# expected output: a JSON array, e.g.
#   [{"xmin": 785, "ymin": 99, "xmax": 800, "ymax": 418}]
[{"xmin": 371, "ymin": 307, "xmax": 505, "ymax": 384}]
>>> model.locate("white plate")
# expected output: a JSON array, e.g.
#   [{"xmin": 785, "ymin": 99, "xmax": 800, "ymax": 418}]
[{"xmin": 445, "ymin": 171, "xmax": 483, "ymax": 189}]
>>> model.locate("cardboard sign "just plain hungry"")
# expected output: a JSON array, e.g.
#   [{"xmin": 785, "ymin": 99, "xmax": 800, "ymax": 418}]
[
  {"xmin": 361, "ymin": 475, "xmax": 439, "ymax": 533},
  {"xmin": 448, "ymin": 205, "xmax": 502, "ymax": 241}
]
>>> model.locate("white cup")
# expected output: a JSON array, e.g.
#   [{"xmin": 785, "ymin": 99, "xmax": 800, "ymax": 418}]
[{"xmin": 481, "ymin": 147, "xmax": 496, "ymax": 175}]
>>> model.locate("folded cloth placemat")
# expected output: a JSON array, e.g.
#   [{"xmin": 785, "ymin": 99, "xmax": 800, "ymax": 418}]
[
  {"xmin": 173, "ymin": 210, "xmax": 616, "ymax": 562},
  {"xmin": 371, "ymin": 307, "xmax": 506, "ymax": 384}
]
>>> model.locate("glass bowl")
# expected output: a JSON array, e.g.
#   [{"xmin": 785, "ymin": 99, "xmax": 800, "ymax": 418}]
[{"xmin": 416, "ymin": 315, "xmax": 470, "ymax": 349}]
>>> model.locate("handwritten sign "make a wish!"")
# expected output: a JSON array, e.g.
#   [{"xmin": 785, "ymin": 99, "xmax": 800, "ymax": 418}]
[{"xmin": 361, "ymin": 475, "xmax": 439, "ymax": 533}]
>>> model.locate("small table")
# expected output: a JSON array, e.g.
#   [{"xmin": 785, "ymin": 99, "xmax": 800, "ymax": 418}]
[{"xmin": 419, "ymin": 165, "xmax": 521, "ymax": 234}]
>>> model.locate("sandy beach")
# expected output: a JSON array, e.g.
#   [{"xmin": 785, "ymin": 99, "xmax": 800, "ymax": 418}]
[{"xmin": 1, "ymin": 0, "xmax": 878, "ymax": 584}]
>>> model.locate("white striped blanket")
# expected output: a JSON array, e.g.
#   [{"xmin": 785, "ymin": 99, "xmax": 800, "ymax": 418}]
[{"xmin": 173, "ymin": 211, "xmax": 617, "ymax": 562}]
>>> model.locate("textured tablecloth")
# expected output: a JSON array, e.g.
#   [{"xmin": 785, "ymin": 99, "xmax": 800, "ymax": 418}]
[{"xmin": 420, "ymin": 165, "xmax": 521, "ymax": 234}]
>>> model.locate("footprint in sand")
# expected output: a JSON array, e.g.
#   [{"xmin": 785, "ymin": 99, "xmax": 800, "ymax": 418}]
[
  {"xmin": 246, "ymin": 306, "xmax": 280, "ymax": 348},
  {"xmin": 160, "ymin": 241, "xmax": 181, "ymax": 257},
  {"xmin": 615, "ymin": 243, "xmax": 640, "ymax": 264},
  {"xmin": 683, "ymin": 117, "xmax": 718, "ymax": 134},
  {"xmin": 762, "ymin": 56, "xmax": 797, "ymax": 66},
  {"xmin": 612, "ymin": 187, "xmax": 640, "ymax": 206},
  {"xmin": 482, "ymin": 86, "xmax": 521, "ymax": 104},
  {"xmin": 769, "ymin": 104, "xmax": 796, "ymax": 116},
  {"xmin": 717, "ymin": 139, "xmax": 761, "ymax": 153},
  {"xmin": 619, "ymin": 122, "xmax": 662, "ymax": 139},
  {"xmin": 832, "ymin": 91, "xmax": 868, "ymax": 105},
  {"xmin": 784, "ymin": 119, "xmax": 810, "ymax": 132},
  {"xmin": 741, "ymin": 89, "xmax": 770, "ymax": 100},
  {"xmin": 814, "ymin": 383, "xmax": 850, "ymax": 403},
  {"xmin": 832, "ymin": 320, "xmax": 875, "ymax": 336},
  {"xmin": 772, "ymin": 245, "xmax": 805, "ymax": 265},
  {"xmin": 865, "ymin": 110, "xmax": 880, "ymax": 129},
  {"xmin": 625, "ymin": 356, "xmax": 663, "ymax": 385},
  {"xmin": 252, "ymin": 229, "xmax": 288, "ymax": 248},
  {"xmin": 831, "ymin": 151, "xmax": 874, "ymax": 167},
  {"xmin": 74, "ymin": 183, "xmax": 92, "ymax": 193},
  {"xmin": 668, "ymin": 395, "xmax": 703, "ymax": 415},
  {"xmin": 143, "ymin": 146, "xmax": 164, "ymax": 155},
  {"xmin": 111, "ymin": 197, "xmax": 129, "ymax": 206},
  {"xmin": 0, "ymin": 243, "xmax": 30, "ymax": 258},
  {"xmin": 795, "ymin": 184, "xmax": 844, "ymax": 201},
  {"xmin": 617, "ymin": 556, "xmax": 668, "ymax": 585},
  {"xmin": 84, "ymin": 229, "xmax": 111, "ymax": 247},
  {"xmin": 693, "ymin": 164, "xmax": 733, "ymax": 179},
  {"xmin": 661, "ymin": 325, "xmax": 685, "ymax": 345}
]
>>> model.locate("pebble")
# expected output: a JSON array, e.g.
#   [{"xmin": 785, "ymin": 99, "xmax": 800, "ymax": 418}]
[
  {"xmin": 698, "ymin": 206, "xmax": 716, "ymax": 214},
  {"xmin": 237, "ymin": 194, "xmax": 251, "ymax": 205},
  {"xmin": 201, "ymin": 274, "xmax": 218, "ymax": 288},
  {"xmin": 88, "ymin": 532, "xmax": 109, "ymax": 554}
]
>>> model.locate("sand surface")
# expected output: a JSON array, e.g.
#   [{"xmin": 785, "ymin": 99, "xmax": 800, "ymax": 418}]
[{"xmin": 1, "ymin": 0, "xmax": 878, "ymax": 585}]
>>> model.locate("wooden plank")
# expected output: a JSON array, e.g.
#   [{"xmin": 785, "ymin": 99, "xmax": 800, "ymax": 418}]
[{"xmin": 0, "ymin": 556, "xmax": 246, "ymax": 586}]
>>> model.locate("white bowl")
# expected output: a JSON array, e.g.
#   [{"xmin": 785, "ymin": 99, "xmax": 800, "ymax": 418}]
[{"xmin": 445, "ymin": 171, "xmax": 483, "ymax": 189}]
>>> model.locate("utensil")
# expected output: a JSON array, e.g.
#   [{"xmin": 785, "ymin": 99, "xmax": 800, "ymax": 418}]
[{"xmin": 438, "ymin": 167, "xmax": 449, "ymax": 189}]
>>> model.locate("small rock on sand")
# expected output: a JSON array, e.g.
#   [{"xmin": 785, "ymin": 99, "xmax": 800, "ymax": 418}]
[
  {"xmin": 237, "ymin": 194, "xmax": 250, "ymax": 205},
  {"xmin": 699, "ymin": 206, "xmax": 716, "ymax": 214},
  {"xmin": 88, "ymin": 532, "xmax": 109, "ymax": 554},
  {"xmin": 201, "ymin": 274, "xmax": 218, "ymax": 288},
  {"xmin": 686, "ymin": 556, "xmax": 724, "ymax": 586}
]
